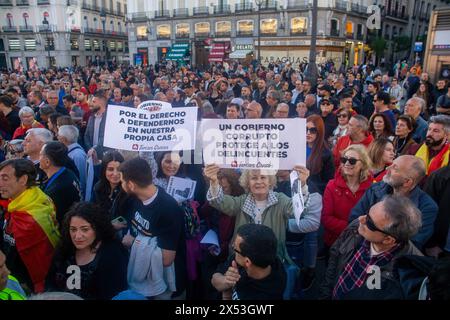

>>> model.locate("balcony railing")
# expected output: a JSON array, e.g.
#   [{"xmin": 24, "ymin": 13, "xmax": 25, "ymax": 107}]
[
  {"xmin": 235, "ymin": 2, "xmax": 253, "ymax": 12},
  {"xmin": 157, "ymin": 34, "xmax": 171, "ymax": 40},
  {"xmin": 82, "ymin": 2, "xmax": 101, "ymax": 12},
  {"xmin": 335, "ymin": 0, "xmax": 347, "ymax": 11},
  {"xmin": 131, "ymin": 12, "xmax": 148, "ymax": 22},
  {"xmin": 193, "ymin": 6, "xmax": 209, "ymax": 15},
  {"xmin": 356, "ymin": 33, "xmax": 364, "ymax": 40},
  {"xmin": 84, "ymin": 27, "xmax": 103, "ymax": 34},
  {"xmin": 19, "ymin": 25, "xmax": 34, "ymax": 32},
  {"xmin": 259, "ymin": 1, "xmax": 278, "ymax": 10},
  {"xmin": 38, "ymin": 24, "xmax": 53, "ymax": 32},
  {"xmin": 330, "ymin": 30, "xmax": 340, "ymax": 37},
  {"xmin": 44, "ymin": 45, "xmax": 55, "ymax": 51},
  {"xmin": 346, "ymin": 32, "xmax": 354, "ymax": 39},
  {"xmin": 214, "ymin": 5, "xmax": 231, "ymax": 14},
  {"xmin": 215, "ymin": 31, "xmax": 231, "ymax": 37},
  {"xmin": 16, "ymin": 0, "xmax": 29, "ymax": 6},
  {"xmin": 2, "ymin": 26, "xmax": 17, "ymax": 32},
  {"xmin": 195, "ymin": 32, "xmax": 210, "ymax": 38},
  {"xmin": 173, "ymin": 8, "xmax": 188, "ymax": 17},
  {"xmin": 291, "ymin": 30, "xmax": 307, "ymax": 36},
  {"xmin": 0, "ymin": 0, "xmax": 12, "ymax": 6},
  {"xmin": 236, "ymin": 30, "xmax": 254, "ymax": 37},
  {"xmin": 37, "ymin": 0, "xmax": 50, "ymax": 4},
  {"xmin": 287, "ymin": 0, "xmax": 309, "ymax": 10},
  {"xmin": 155, "ymin": 10, "xmax": 170, "ymax": 18},
  {"xmin": 351, "ymin": 3, "xmax": 368, "ymax": 14},
  {"xmin": 175, "ymin": 32, "xmax": 190, "ymax": 39}
]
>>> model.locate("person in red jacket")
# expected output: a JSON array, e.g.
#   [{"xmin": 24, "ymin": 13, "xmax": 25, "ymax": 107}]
[
  {"xmin": 321, "ymin": 144, "xmax": 373, "ymax": 250},
  {"xmin": 332, "ymin": 114, "xmax": 374, "ymax": 169}
]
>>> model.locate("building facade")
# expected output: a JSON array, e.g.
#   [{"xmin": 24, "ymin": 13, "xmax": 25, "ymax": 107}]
[
  {"xmin": 423, "ymin": 7, "xmax": 450, "ymax": 82},
  {"xmin": 0, "ymin": 0, "xmax": 129, "ymax": 70},
  {"xmin": 127, "ymin": 0, "xmax": 381, "ymax": 69}
]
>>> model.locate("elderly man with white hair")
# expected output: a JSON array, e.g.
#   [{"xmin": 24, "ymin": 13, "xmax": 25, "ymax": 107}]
[
  {"xmin": 22, "ymin": 128, "xmax": 54, "ymax": 185},
  {"xmin": 58, "ymin": 125, "xmax": 87, "ymax": 197},
  {"xmin": 404, "ymin": 97, "xmax": 428, "ymax": 143}
]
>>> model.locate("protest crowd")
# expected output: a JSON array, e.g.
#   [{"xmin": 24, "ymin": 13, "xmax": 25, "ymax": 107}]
[{"xmin": 0, "ymin": 58, "xmax": 450, "ymax": 301}]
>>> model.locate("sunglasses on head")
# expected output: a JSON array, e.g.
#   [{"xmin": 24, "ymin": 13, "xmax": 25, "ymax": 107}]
[
  {"xmin": 306, "ymin": 127, "xmax": 318, "ymax": 134},
  {"xmin": 340, "ymin": 156, "xmax": 360, "ymax": 165}
]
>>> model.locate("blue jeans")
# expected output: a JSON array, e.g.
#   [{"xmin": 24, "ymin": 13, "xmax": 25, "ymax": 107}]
[
  {"xmin": 283, "ymin": 263, "xmax": 299, "ymax": 300},
  {"xmin": 286, "ymin": 231, "xmax": 318, "ymax": 269}
]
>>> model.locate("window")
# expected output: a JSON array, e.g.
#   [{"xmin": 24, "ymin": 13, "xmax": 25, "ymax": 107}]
[
  {"xmin": 215, "ymin": 21, "xmax": 231, "ymax": 33},
  {"xmin": 385, "ymin": 24, "xmax": 390, "ymax": 39},
  {"xmin": 110, "ymin": 20, "xmax": 114, "ymax": 32},
  {"xmin": 157, "ymin": 24, "xmax": 171, "ymax": 38},
  {"xmin": 109, "ymin": 41, "xmax": 116, "ymax": 51},
  {"xmin": 24, "ymin": 38, "xmax": 36, "ymax": 51},
  {"xmin": 109, "ymin": 0, "xmax": 113, "ymax": 11},
  {"xmin": 330, "ymin": 19, "xmax": 339, "ymax": 36},
  {"xmin": 93, "ymin": 17, "xmax": 98, "ymax": 30},
  {"xmin": 137, "ymin": 26, "xmax": 148, "ymax": 37},
  {"xmin": 9, "ymin": 39, "xmax": 21, "ymax": 51},
  {"xmin": 237, "ymin": 20, "xmax": 254, "ymax": 34},
  {"xmin": 7, "ymin": 13, "xmax": 13, "ymax": 27},
  {"xmin": 195, "ymin": 22, "xmax": 210, "ymax": 34},
  {"xmin": 71, "ymin": 38, "xmax": 79, "ymax": 50},
  {"xmin": 176, "ymin": 23, "xmax": 190, "ymax": 36},
  {"xmin": 85, "ymin": 39, "xmax": 91, "ymax": 51},
  {"xmin": 260, "ymin": 19, "xmax": 277, "ymax": 34},
  {"xmin": 93, "ymin": 39, "xmax": 100, "ymax": 51},
  {"xmin": 83, "ymin": 16, "xmax": 88, "ymax": 30},
  {"xmin": 291, "ymin": 17, "xmax": 307, "ymax": 34},
  {"xmin": 178, "ymin": 0, "xmax": 185, "ymax": 8},
  {"xmin": 118, "ymin": 22, "xmax": 122, "ymax": 33},
  {"xmin": 117, "ymin": 41, "xmax": 123, "ymax": 51},
  {"xmin": 23, "ymin": 13, "xmax": 29, "ymax": 28},
  {"xmin": 357, "ymin": 24, "xmax": 363, "ymax": 38}
]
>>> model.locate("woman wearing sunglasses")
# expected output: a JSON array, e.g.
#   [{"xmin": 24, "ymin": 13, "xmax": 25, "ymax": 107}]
[
  {"xmin": 329, "ymin": 107, "xmax": 352, "ymax": 147},
  {"xmin": 321, "ymin": 144, "xmax": 373, "ymax": 252}
]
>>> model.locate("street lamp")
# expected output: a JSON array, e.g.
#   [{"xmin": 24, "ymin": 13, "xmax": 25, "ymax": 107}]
[
  {"xmin": 42, "ymin": 16, "xmax": 51, "ymax": 67},
  {"xmin": 303, "ymin": 0, "xmax": 318, "ymax": 87},
  {"xmin": 254, "ymin": 0, "xmax": 262, "ymax": 65},
  {"xmin": 100, "ymin": 10, "xmax": 106, "ymax": 66}
]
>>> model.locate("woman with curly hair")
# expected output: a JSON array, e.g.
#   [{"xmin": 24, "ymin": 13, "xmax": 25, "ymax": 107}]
[{"xmin": 45, "ymin": 202, "xmax": 128, "ymax": 300}]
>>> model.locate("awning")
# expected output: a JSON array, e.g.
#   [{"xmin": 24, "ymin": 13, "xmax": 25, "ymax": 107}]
[
  {"xmin": 208, "ymin": 43, "xmax": 226, "ymax": 63},
  {"xmin": 166, "ymin": 43, "xmax": 189, "ymax": 61},
  {"xmin": 229, "ymin": 49, "xmax": 252, "ymax": 59}
]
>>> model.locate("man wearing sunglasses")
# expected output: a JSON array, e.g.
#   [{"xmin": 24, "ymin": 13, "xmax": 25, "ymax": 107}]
[
  {"xmin": 319, "ymin": 195, "xmax": 423, "ymax": 300},
  {"xmin": 349, "ymin": 155, "xmax": 438, "ymax": 250}
]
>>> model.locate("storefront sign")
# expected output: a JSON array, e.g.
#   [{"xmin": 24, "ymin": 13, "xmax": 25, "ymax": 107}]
[{"xmin": 255, "ymin": 39, "xmax": 346, "ymax": 47}]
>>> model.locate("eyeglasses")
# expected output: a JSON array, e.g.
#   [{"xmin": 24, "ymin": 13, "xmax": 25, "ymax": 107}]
[
  {"xmin": 365, "ymin": 214, "xmax": 395, "ymax": 238},
  {"xmin": 337, "ymin": 114, "xmax": 348, "ymax": 118},
  {"xmin": 340, "ymin": 156, "xmax": 360, "ymax": 165},
  {"xmin": 391, "ymin": 101, "xmax": 398, "ymax": 104},
  {"xmin": 306, "ymin": 127, "xmax": 318, "ymax": 134}
]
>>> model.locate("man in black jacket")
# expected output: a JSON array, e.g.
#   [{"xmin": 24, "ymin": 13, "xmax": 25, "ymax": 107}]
[
  {"xmin": 39, "ymin": 141, "xmax": 81, "ymax": 226},
  {"xmin": 424, "ymin": 164, "xmax": 450, "ymax": 257},
  {"xmin": 319, "ymin": 195, "xmax": 423, "ymax": 300}
]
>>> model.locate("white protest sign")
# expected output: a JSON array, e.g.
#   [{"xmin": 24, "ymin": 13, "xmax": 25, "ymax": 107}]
[
  {"xmin": 138, "ymin": 100, "xmax": 172, "ymax": 111},
  {"xmin": 166, "ymin": 176, "xmax": 197, "ymax": 202},
  {"xmin": 103, "ymin": 105, "xmax": 198, "ymax": 152},
  {"xmin": 201, "ymin": 118, "xmax": 306, "ymax": 170},
  {"xmin": 290, "ymin": 170, "xmax": 304, "ymax": 226}
]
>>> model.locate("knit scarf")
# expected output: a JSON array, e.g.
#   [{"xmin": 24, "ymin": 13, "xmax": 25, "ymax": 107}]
[{"xmin": 415, "ymin": 142, "xmax": 449, "ymax": 175}]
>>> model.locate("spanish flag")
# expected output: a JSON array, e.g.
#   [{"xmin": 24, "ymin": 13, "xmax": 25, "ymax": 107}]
[{"xmin": 4, "ymin": 187, "xmax": 60, "ymax": 293}]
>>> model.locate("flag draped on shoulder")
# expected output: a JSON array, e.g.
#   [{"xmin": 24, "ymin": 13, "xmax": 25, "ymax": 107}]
[{"xmin": 5, "ymin": 186, "xmax": 60, "ymax": 293}]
